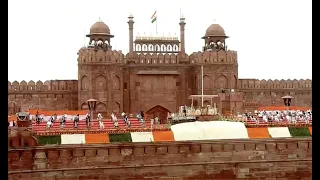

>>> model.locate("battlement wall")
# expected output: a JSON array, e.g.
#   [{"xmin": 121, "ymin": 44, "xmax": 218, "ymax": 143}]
[
  {"xmin": 77, "ymin": 48, "xmax": 124, "ymax": 64},
  {"xmin": 189, "ymin": 50, "xmax": 237, "ymax": 64},
  {"xmin": 8, "ymin": 138, "xmax": 312, "ymax": 180},
  {"xmin": 123, "ymin": 50, "xmax": 237, "ymax": 65},
  {"xmin": 238, "ymin": 79, "xmax": 312, "ymax": 108},
  {"xmin": 8, "ymin": 80, "xmax": 78, "ymax": 92},
  {"xmin": 238, "ymin": 78, "xmax": 312, "ymax": 89},
  {"xmin": 8, "ymin": 80, "xmax": 78, "ymax": 113}
]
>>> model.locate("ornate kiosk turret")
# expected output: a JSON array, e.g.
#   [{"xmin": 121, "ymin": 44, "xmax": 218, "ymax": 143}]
[
  {"xmin": 202, "ymin": 23, "xmax": 228, "ymax": 52},
  {"xmin": 87, "ymin": 18, "xmax": 114, "ymax": 51}
]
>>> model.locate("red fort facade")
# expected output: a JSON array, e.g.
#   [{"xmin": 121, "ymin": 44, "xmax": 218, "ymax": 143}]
[{"xmin": 8, "ymin": 16, "xmax": 312, "ymax": 118}]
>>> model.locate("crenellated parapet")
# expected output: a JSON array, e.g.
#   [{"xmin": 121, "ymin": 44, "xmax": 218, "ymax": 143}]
[
  {"xmin": 77, "ymin": 48, "xmax": 124, "ymax": 64},
  {"xmin": 8, "ymin": 80, "xmax": 78, "ymax": 92},
  {"xmin": 8, "ymin": 138, "xmax": 312, "ymax": 178},
  {"xmin": 126, "ymin": 52, "xmax": 183, "ymax": 64},
  {"xmin": 123, "ymin": 50, "xmax": 237, "ymax": 65},
  {"xmin": 238, "ymin": 79, "xmax": 312, "ymax": 89},
  {"xmin": 189, "ymin": 50, "xmax": 237, "ymax": 64}
]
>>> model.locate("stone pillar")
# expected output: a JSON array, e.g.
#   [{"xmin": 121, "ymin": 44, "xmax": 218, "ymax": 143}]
[
  {"xmin": 179, "ymin": 16, "xmax": 186, "ymax": 56},
  {"xmin": 128, "ymin": 14, "xmax": 134, "ymax": 58},
  {"xmin": 34, "ymin": 150, "xmax": 47, "ymax": 169}
]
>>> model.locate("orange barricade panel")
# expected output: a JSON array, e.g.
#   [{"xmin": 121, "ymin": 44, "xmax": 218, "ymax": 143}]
[
  {"xmin": 85, "ymin": 133, "xmax": 110, "ymax": 144},
  {"xmin": 152, "ymin": 131, "xmax": 175, "ymax": 142},
  {"xmin": 8, "ymin": 115, "xmax": 17, "ymax": 122},
  {"xmin": 247, "ymin": 128, "xmax": 271, "ymax": 139},
  {"xmin": 308, "ymin": 127, "xmax": 312, "ymax": 135}
]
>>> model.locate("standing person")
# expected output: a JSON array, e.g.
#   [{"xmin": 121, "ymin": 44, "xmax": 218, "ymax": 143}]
[
  {"xmin": 140, "ymin": 110, "xmax": 144, "ymax": 120},
  {"xmin": 155, "ymin": 116, "xmax": 159, "ymax": 125},
  {"xmin": 138, "ymin": 110, "xmax": 145, "ymax": 127},
  {"xmin": 111, "ymin": 113, "xmax": 119, "ymax": 128},
  {"xmin": 85, "ymin": 112, "xmax": 91, "ymax": 128},
  {"xmin": 74, "ymin": 114, "xmax": 79, "ymax": 128},
  {"xmin": 53, "ymin": 113, "xmax": 57, "ymax": 122},
  {"xmin": 48, "ymin": 116, "xmax": 54, "ymax": 128},
  {"xmin": 183, "ymin": 105, "xmax": 187, "ymax": 116},
  {"xmin": 121, "ymin": 112, "xmax": 130, "ymax": 128},
  {"xmin": 150, "ymin": 118, "xmax": 154, "ymax": 129},
  {"xmin": 60, "ymin": 113, "xmax": 67, "ymax": 128},
  {"xmin": 35, "ymin": 111, "xmax": 40, "ymax": 124},
  {"xmin": 46, "ymin": 120, "xmax": 52, "ymax": 130},
  {"xmin": 97, "ymin": 112, "xmax": 104, "ymax": 129}
]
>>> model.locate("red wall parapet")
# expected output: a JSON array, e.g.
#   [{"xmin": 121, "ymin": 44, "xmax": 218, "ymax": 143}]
[
  {"xmin": 8, "ymin": 80, "xmax": 78, "ymax": 92},
  {"xmin": 8, "ymin": 138, "xmax": 312, "ymax": 179},
  {"xmin": 238, "ymin": 79, "xmax": 312, "ymax": 89}
]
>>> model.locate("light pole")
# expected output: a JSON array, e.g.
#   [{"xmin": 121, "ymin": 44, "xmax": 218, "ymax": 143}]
[
  {"xmin": 282, "ymin": 95, "xmax": 294, "ymax": 112},
  {"xmin": 86, "ymin": 98, "xmax": 98, "ymax": 120}
]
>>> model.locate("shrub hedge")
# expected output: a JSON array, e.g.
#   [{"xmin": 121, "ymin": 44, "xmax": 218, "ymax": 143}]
[
  {"xmin": 109, "ymin": 133, "xmax": 132, "ymax": 143},
  {"xmin": 288, "ymin": 127, "xmax": 311, "ymax": 137},
  {"xmin": 36, "ymin": 135, "xmax": 61, "ymax": 145}
]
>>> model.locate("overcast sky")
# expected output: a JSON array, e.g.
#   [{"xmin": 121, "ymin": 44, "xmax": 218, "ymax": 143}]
[{"xmin": 8, "ymin": 0, "xmax": 312, "ymax": 82}]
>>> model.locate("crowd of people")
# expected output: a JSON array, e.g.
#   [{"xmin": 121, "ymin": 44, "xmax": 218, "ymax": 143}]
[
  {"xmin": 33, "ymin": 110, "xmax": 148, "ymax": 130},
  {"xmin": 237, "ymin": 109, "xmax": 312, "ymax": 124},
  {"xmin": 11, "ymin": 107, "xmax": 312, "ymax": 130},
  {"xmin": 169, "ymin": 105, "xmax": 218, "ymax": 121}
]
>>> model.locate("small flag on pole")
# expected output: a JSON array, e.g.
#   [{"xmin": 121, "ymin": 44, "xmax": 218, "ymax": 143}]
[{"xmin": 151, "ymin": 10, "xmax": 157, "ymax": 23}]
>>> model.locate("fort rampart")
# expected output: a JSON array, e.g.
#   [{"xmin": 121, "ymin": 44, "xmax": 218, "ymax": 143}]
[
  {"xmin": 8, "ymin": 50, "xmax": 312, "ymax": 113},
  {"xmin": 8, "ymin": 138, "xmax": 312, "ymax": 179}
]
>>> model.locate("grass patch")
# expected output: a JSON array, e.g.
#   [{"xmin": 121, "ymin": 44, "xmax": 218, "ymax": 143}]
[
  {"xmin": 288, "ymin": 127, "xmax": 311, "ymax": 137},
  {"xmin": 109, "ymin": 133, "xmax": 132, "ymax": 143},
  {"xmin": 36, "ymin": 135, "xmax": 61, "ymax": 145}
]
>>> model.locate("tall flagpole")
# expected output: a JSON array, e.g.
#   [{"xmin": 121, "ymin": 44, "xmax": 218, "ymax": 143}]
[
  {"xmin": 201, "ymin": 65, "xmax": 204, "ymax": 107},
  {"xmin": 156, "ymin": 10, "xmax": 158, "ymax": 34}
]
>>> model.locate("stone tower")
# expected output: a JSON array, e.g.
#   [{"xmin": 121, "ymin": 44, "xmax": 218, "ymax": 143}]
[{"xmin": 77, "ymin": 19, "xmax": 124, "ymax": 117}]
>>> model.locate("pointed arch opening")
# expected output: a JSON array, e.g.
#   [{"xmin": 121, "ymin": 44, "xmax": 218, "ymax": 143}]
[
  {"xmin": 203, "ymin": 75, "xmax": 211, "ymax": 90},
  {"xmin": 146, "ymin": 105, "xmax": 171, "ymax": 124},
  {"xmin": 81, "ymin": 102, "xmax": 88, "ymax": 110},
  {"xmin": 81, "ymin": 75, "xmax": 89, "ymax": 90},
  {"xmin": 216, "ymin": 75, "xmax": 228, "ymax": 89},
  {"xmin": 112, "ymin": 102, "xmax": 120, "ymax": 114},
  {"xmin": 232, "ymin": 75, "xmax": 237, "ymax": 89},
  {"xmin": 113, "ymin": 75, "xmax": 120, "ymax": 90},
  {"xmin": 95, "ymin": 75, "xmax": 107, "ymax": 91}
]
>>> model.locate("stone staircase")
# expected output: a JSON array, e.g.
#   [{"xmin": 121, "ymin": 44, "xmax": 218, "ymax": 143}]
[{"xmin": 32, "ymin": 118, "xmax": 150, "ymax": 132}]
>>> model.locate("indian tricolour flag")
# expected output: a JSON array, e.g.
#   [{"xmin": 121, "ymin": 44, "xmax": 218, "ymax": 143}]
[{"xmin": 151, "ymin": 10, "xmax": 157, "ymax": 23}]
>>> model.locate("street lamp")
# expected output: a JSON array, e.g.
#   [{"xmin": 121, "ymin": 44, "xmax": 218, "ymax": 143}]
[
  {"xmin": 282, "ymin": 95, "xmax": 294, "ymax": 112},
  {"xmin": 86, "ymin": 98, "xmax": 99, "ymax": 119}
]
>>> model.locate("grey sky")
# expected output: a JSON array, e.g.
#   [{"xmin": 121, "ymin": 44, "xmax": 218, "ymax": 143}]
[{"xmin": 8, "ymin": 0, "xmax": 312, "ymax": 82}]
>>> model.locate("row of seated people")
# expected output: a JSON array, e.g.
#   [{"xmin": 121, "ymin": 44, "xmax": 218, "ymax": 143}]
[
  {"xmin": 236, "ymin": 109, "xmax": 312, "ymax": 124},
  {"xmin": 169, "ymin": 105, "xmax": 218, "ymax": 121},
  {"xmin": 31, "ymin": 111, "xmax": 163, "ymax": 131}
]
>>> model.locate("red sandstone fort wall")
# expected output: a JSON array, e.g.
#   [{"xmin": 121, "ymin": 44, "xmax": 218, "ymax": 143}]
[
  {"xmin": 8, "ymin": 49, "xmax": 312, "ymax": 115},
  {"xmin": 8, "ymin": 138, "xmax": 312, "ymax": 180},
  {"xmin": 238, "ymin": 79, "xmax": 312, "ymax": 108},
  {"xmin": 8, "ymin": 80, "xmax": 78, "ymax": 114}
]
